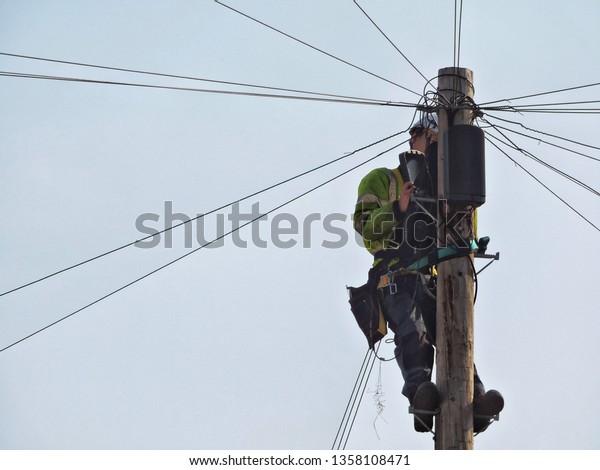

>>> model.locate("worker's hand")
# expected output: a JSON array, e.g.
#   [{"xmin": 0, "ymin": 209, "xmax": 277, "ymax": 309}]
[{"xmin": 399, "ymin": 181, "xmax": 415, "ymax": 213}]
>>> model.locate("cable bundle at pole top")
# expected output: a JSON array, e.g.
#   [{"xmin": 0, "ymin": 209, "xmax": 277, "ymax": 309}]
[{"xmin": 0, "ymin": 2, "xmax": 598, "ymax": 449}]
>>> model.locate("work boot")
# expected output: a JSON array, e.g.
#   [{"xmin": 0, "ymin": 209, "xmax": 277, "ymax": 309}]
[
  {"xmin": 411, "ymin": 381, "xmax": 440, "ymax": 433},
  {"xmin": 474, "ymin": 389, "xmax": 504, "ymax": 433}
]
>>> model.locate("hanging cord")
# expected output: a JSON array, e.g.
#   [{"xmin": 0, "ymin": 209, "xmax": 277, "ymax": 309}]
[
  {"xmin": 372, "ymin": 341, "xmax": 397, "ymax": 362},
  {"xmin": 370, "ymin": 359, "xmax": 387, "ymax": 440}
]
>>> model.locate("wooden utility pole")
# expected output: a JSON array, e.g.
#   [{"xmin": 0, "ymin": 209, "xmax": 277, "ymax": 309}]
[{"xmin": 435, "ymin": 67, "xmax": 476, "ymax": 450}]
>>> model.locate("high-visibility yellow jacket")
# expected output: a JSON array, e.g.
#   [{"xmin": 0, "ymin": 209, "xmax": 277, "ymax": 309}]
[
  {"xmin": 353, "ymin": 157, "xmax": 478, "ymax": 268},
  {"xmin": 353, "ymin": 166, "xmax": 407, "ymax": 257}
]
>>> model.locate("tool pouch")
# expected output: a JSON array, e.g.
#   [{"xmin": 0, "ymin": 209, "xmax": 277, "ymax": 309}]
[{"xmin": 347, "ymin": 268, "xmax": 387, "ymax": 349}]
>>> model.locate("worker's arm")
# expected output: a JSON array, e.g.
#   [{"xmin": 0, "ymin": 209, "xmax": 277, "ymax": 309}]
[{"xmin": 353, "ymin": 169, "xmax": 413, "ymax": 243}]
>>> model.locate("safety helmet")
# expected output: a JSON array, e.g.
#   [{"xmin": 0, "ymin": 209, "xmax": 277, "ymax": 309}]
[{"xmin": 409, "ymin": 114, "xmax": 438, "ymax": 135}]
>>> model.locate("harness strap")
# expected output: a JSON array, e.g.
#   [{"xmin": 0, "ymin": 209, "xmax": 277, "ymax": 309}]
[{"xmin": 375, "ymin": 239, "xmax": 479, "ymax": 282}]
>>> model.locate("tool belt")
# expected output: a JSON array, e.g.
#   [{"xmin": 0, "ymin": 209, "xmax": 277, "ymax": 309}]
[
  {"xmin": 347, "ymin": 240, "xmax": 480, "ymax": 349},
  {"xmin": 347, "ymin": 265, "xmax": 387, "ymax": 350}
]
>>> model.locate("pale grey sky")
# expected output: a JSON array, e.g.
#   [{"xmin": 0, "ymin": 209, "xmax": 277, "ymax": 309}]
[{"xmin": 1, "ymin": 0, "xmax": 599, "ymax": 450}]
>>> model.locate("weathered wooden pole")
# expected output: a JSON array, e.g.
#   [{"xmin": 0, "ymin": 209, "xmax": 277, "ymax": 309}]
[{"xmin": 435, "ymin": 67, "xmax": 476, "ymax": 450}]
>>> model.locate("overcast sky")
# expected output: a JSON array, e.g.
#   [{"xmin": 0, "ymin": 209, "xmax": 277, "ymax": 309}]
[{"xmin": 1, "ymin": 0, "xmax": 599, "ymax": 450}]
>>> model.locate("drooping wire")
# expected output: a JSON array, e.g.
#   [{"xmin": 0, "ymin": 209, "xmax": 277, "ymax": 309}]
[
  {"xmin": 213, "ymin": 0, "xmax": 421, "ymax": 97},
  {"xmin": 352, "ymin": 0, "xmax": 428, "ymax": 83},
  {"xmin": 0, "ymin": 138, "xmax": 409, "ymax": 353},
  {"xmin": 485, "ymin": 136, "xmax": 599, "ymax": 232},
  {"xmin": 0, "ymin": 71, "xmax": 417, "ymax": 108},
  {"xmin": 0, "ymin": 52, "xmax": 393, "ymax": 105},
  {"xmin": 0, "ymin": 130, "xmax": 411, "ymax": 298}
]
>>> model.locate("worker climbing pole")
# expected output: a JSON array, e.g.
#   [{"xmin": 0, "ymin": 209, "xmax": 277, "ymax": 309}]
[{"xmin": 348, "ymin": 64, "xmax": 503, "ymax": 450}]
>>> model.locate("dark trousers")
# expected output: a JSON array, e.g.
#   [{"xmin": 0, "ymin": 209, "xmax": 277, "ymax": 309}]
[{"xmin": 379, "ymin": 273, "xmax": 485, "ymax": 403}]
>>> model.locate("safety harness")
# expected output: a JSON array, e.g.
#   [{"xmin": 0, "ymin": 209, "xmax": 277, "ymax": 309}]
[{"xmin": 348, "ymin": 238, "xmax": 486, "ymax": 350}]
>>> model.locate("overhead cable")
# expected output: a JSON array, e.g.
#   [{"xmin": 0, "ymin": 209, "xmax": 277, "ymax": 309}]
[
  {"xmin": 453, "ymin": 0, "xmax": 464, "ymax": 71},
  {"xmin": 332, "ymin": 345, "xmax": 381, "ymax": 450},
  {"xmin": 486, "ymin": 136, "xmax": 599, "ymax": 232},
  {"xmin": 0, "ymin": 51, "xmax": 393, "ymax": 104},
  {"xmin": 485, "ymin": 113, "xmax": 600, "ymax": 154},
  {"xmin": 480, "ymin": 99, "xmax": 600, "ymax": 114},
  {"xmin": 483, "ymin": 119, "xmax": 600, "ymax": 163},
  {"xmin": 480, "ymin": 81, "xmax": 600, "ymax": 106},
  {"xmin": 352, "ymin": 0, "xmax": 428, "ymax": 82},
  {"xmin": 0, "ymin": 71, "xmax": 417, "ymax": 108},
  {"xmin": 0, "ymin": 138, "xmax": 408, "ymax": 352},
  {"xmin": 491, "ymin": 99, "xmax": 600, "ymax": 109},
  {"xmin": 484, "ymin": 123, "xmax": 599, "ymax": 197},
  {"xmin": 0, "ymin": 130, "xmax": 411, "ymax": 298},
  {"xmin": 214, "ymin": 0, "xmax": 421, "ymax": 97},
  {"xmin": 332, "ymin": 348, "xmax": 374, "ymax": 450},
  {"xmin": 478, "ymin": 103, "xmax": 600, "ymax": 114}
]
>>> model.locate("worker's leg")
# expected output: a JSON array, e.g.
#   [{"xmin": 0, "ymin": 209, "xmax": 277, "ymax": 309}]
[{"xmin": 380, "ymin": 275, "xmax": 434, "ymax": 402}]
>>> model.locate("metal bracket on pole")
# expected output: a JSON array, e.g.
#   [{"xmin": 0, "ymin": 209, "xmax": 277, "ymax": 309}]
[
  {"xmin": 474, "ymin": 252, "xmax": 500, "ymax": 275},
  {"xmin": 408, "ymin": 406, "xmax": 440, "ymax": 437},
  {"xmin": 473, "ymin": 412, "xmax": 500, "ymax": 436}
]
